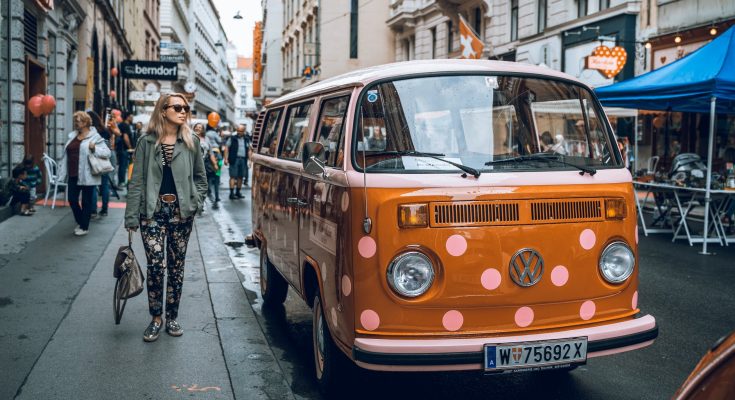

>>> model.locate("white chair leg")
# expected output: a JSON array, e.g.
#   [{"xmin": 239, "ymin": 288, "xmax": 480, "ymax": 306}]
[
  {"xmin": 52, "ymin": 183, "xmax": 58, "ymax": 209},
  {"xmin": 44, "ymin": 188, "xmax": 50, "ymax": 206}
]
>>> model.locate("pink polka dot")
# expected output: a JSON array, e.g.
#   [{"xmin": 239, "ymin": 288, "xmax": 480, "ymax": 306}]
[
  {"xmin": 580, "ymin": 300, "xmax": 596, "ymax": 320},
  {"xmin": 341, "ymin": 275, "xmax": 352, "ymax": 297},
  {"xmin": 481, "ymin": 268, "xmax": 502, "ymax": 290},
  {"xmin": 635, "ymin": 226, "xmax": 639, "ymax": 244},
  {"xmin": 358, "ymin": 236, "xmax": 377, "ymax": 258},
  {"xmin": 632, "ymin": 291, "xmax": 638, "ymax": 310},
  {"xmin": 579, "ymin": 229, "xmax": 596, "ymax": 250},
  {"xmin": 551, "ymin": 265, "xmax": 569, "ymax": 287},
  {"xmin": 360, "ymin": 310, "xmax": 380, "ymax": 331},
  {"xmin": 442, "ymin": 310, "xmax": 464, "ymax": 331},
  {"xmin": 514, "ymin": 307, "xmax": 534, "ymax": 327},
  {"xmin": 446, "ymin": 235, "xmax": 467, "ymax": 257},
  {"xmin": 341, "ymin": 192, "xmax": 350, "ymax": 212}
]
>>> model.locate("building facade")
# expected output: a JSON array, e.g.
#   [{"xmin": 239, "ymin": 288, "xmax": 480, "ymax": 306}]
[
  {"xmin": 258, "ymin": 0, "xmax": 283, "ymax": 106},
  {"xmin": 159, "ymin": 0, "xmax": 192, "ymax": 101},
  {"xmin": 280, "ymin": 0, "xmax": 394, "ymax": 93},
  {"xmin": 0, "ymin": 0, "xmax": 132, "ymax": 182},
  {"xmin": 231, "ymin": 56, "xmax": 256, "ymax": 131}
]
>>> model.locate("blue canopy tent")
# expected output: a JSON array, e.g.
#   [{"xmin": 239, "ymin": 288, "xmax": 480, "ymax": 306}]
[{"xmin": 595, "ymin": 26, "xmax": 735, "ymax": 254}]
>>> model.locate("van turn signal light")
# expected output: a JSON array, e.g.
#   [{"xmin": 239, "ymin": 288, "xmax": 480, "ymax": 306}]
[
  {"xmin": 398, "ymin": 204, "xmax": 428, "ymax": 228},
  {"xmin": 605, "ymin": 198, "xmax": 627, "ymax": 220}
]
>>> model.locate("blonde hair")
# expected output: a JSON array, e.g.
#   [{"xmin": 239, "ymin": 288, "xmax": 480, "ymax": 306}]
[
  {"xmin": 73, "ymin": 111, "xmax": 92, "ymax": 129},
  {"xmin": 145, "ymin": 93, "xmax": 195, "ymax": 150}
]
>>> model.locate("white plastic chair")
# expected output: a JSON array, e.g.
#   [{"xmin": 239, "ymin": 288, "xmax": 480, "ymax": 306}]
[
  {"xmin": 647, "ymin": 156, "xmax": 660, "ymax": 174},
  {"xmin": 42, "ymin": 153, "xmax": 68, "ymax": 209}
]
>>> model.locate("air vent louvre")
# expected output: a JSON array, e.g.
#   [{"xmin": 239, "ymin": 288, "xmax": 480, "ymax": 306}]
[
  {"xmin": 530, "ymin": 199, "xmax": 602, "ymax": 222},
  {"xmin": 432, "ymin": 201, "xmax": 520, "ymax": 227},
  {"xmin": 251, "ymin": 111, "xmax": 266, "ymax": 150}
]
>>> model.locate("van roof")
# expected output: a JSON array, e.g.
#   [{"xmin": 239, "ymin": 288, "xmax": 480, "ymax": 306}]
[{"xmin": 269, "ymin": 59, "xmax": 590, "ymax": 107}]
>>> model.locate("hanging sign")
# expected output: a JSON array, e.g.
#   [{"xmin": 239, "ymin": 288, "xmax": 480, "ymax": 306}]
[{"xmin": 585, "ymin": 45, "xmax": 627, "ymax": 79}]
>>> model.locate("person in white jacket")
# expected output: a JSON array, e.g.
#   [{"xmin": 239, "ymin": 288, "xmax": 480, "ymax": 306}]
[{"xmin": 58, "ymin": 111, "xmax": 111, "ymax": 236}]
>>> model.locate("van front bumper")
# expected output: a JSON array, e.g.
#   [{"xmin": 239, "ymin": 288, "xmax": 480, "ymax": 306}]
[{"xmin": 352, "ymin": 315, "xmax": 657, "ymax": 371}]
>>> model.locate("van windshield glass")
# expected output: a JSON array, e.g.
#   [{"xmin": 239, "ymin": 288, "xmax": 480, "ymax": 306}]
[{"xmin": 355, "ymin": 75, "xmax": 620, "ymax": 173}]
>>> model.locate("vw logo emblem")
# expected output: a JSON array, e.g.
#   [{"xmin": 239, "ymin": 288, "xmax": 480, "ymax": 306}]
[{"xmin": 509, "ymin": 248, "xmax": 544, "ymax": 287}]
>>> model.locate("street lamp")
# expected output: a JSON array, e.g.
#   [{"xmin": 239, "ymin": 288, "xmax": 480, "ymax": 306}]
[{"xmin": 234, "ymin": 11, "xmax": 243, "ymax": 20}]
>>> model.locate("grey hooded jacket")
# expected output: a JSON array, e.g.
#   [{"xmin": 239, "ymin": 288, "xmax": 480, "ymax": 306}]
[{"xmin": 124, "ymin": 133, "xmax": 208, "ymax": 228}]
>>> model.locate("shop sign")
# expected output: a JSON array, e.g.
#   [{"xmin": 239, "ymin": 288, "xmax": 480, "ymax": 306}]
[
  {"xmin": 585, "ymin": 46, "xmax": 627, "ymax": 79},
  {"xmin": 128, "ymin": 91, "xmax": 161, "ymax": 102},
  {"xmin": 161, "ymin": 54, "xmax": 186, "ymax": 63},
  {"xmin": 121, "ymin": 60, "xmax": 178, "ymax": 81}
]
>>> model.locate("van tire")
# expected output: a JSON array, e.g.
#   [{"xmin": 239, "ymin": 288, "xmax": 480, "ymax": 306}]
[
  {"xmin": 312, "ymin": 292, "xmax": 350, "ymax": 398},
  {"xmin": 260, "ymin": 246, "xmax": 287, "ymax": 305}
]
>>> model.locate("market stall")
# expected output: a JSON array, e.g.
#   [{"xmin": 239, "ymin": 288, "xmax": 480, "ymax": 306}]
[{"xmin": 595, "ymin": 26, "xmax": 735, "ymax": 254}]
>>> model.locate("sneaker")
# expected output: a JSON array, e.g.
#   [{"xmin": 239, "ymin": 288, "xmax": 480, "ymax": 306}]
[
  {"xmin": 165, "ymin": 319, "xmax": 183, "ymax": 337},
  {"xmin": 229, "ymin": 192, "xmax": 236, "ymax": 200},
  {"xmin": 74, "ymin": 228, "xmax": 88, "ymax": 236},
  {"xmin": 90, "ymin": 212, "xmax": 99, "ymax": 220},
  {"xmin": 212, "ymin": 202, "xmax": 219, "ymax": 210},
  {"xmin": 73, "ymin": 225, "xmax": 80, "ymax": 234},
  {"xmin": 143, "ymin": 320, "xmax": 163, "ymax": 342},
  {"xmin": 100, "ymin": 210, "xmax": 108, "ymax": 217},
  {"xmin": 235, "ymin": 192, "xmax": 244, "ymax": 199}
]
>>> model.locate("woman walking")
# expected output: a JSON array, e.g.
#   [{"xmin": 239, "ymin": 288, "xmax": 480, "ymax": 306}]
[
  {"xmin": 58, "ymin": 111, "xmax": 111, "ymax": 236},
  {"xmin": 125, "ymin": 93, "xmax": 207, "ymax": 342}
]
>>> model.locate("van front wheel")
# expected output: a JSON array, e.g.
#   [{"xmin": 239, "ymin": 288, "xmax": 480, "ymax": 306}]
[
  {"xmin": 259, "ymin": 246, "xmax": 287, "ymax": 305},
  {"xmin": 313, "ymin": 293, "xmax": 350, "ymax": 396}
]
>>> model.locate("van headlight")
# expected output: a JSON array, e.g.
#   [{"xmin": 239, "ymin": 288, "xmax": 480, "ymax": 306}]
[
  {"xmin": 387, "ymin": 252, "xmax": 434, "ymax": 297},
  {"xmin": 599, "ymin": 242, "xmax": 635, "ymax": 284}
]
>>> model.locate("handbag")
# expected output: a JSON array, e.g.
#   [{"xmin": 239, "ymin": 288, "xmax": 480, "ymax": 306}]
[
  {"xmin": 113, "ymin": 231, "xmax": 145, "ymax": 324},
  {"xmin": 89, "ymin": 151, "xmax": 114, "ymax": 176}
]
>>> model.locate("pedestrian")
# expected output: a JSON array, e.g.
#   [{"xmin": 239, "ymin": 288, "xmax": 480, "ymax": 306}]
[
  {"xmin": 124, "ymin": 93, "xmax": 207, "ymax": 342},
  {"xmin": 117, "ymin": 112, "xmax": 134, "ymax": 186},
  {"xmin": 20, "ymin": 154, "xmax": 41, "ymax": 213},
  {"xmin": 58, "ymin": 111, "xmax": 111, "ymax": 236},
  {"xmin": 224, "ymin": 124, "xmax": 252, "ymax": 199},
  {"xmin": 194, "ymin": 123, "xmax": 220, "ymax": 209},
  {"xmin": 205, "ymin": 122, "xmax": 221, "ymax": 150},
  {"xmin": 10, "ymin": 166, "xmax": 33, "ymax": 216},
  {"xmin": 210, "ymin": 147, "xmax": 223, "ymax": 206},
  {"xmin": 88, "ymin": 110, "xmax": 116, "ymax": 217}
]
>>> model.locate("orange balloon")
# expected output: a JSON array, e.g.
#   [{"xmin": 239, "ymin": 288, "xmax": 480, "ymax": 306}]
[
  {"xmin": 652, "ymin": 115, "xmax": 665, "ymax": 129},
  {"xmin": 41, "ymin": 95, "xmax": 56, "ymax": 114},
  {"xmin": 207, "ymin": 112, "xmax": 220, "ymax": 127},
  {"xmin": 110, "ymin": 67, "xmax": 118, "ymax": 77},
  {"xmin": 27, "ymin": 95, "xmax": 44, "ymax": 117}
]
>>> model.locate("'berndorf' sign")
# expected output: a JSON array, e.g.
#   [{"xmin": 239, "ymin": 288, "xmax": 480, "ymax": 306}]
[{"xmin": 121, "ymin": 60, "xmax": 178, "ymax": 81}]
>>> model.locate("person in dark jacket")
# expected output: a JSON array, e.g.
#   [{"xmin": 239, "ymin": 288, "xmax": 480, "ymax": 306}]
[
  {"xmin": 224, "ymin": 124, "xmax": 252, "ymax": 199},
  {"xmin": 117, "ymin": 112, "xmax": 134, "ymax": 185}
]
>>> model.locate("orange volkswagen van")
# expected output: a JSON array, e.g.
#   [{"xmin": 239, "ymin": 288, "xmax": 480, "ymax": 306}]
[{"xmin": 249, "ymin": 60, "xmax": 657, "ymax": 393}]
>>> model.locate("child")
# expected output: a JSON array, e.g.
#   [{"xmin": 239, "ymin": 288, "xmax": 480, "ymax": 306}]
[
  {"xmin": 209, "ymin": 147, "xmax": 223, "ymax": 208},
  {"xmin": 10, "ymin": 166, "xmax": 33, "ymax": 216},
  {"xmin": 21, "ymin": 154, "xmax": 41, "ymax": 212}
]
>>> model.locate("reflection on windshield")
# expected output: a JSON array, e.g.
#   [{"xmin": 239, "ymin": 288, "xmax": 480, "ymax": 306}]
[{"xmin": 355, "ymin": 75, "xmax": 619, "ymax": 173}]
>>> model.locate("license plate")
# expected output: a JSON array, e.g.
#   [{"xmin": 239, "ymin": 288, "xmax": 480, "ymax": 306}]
[{"xmin": 484, "ymin": 337, "xmax": 588, "ymax": 372}]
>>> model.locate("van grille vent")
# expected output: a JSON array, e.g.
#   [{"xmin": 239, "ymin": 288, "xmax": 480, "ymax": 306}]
[
  {"xmin": 530, "ymin": 199, "xmax": 602, "ymax": 222},
  {"xmin": 252, "ymin": 111, "xmax": 265, "ymax": 150},
  {"xmin": 432, "ymin": 201, "xmax": 520, "ymax": 227}
]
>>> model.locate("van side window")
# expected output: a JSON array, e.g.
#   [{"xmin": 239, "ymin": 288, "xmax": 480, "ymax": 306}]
[
  {"xmin": 279, "ymin": 102, "xmax": 313, "ymax": 160},
  {"xmin": 315, "ymin": 95, "xmax": 350, "ymax": 168},
  {"xmin": 259, "ymin": 108, "xmax": 283, "ymax": 156}
]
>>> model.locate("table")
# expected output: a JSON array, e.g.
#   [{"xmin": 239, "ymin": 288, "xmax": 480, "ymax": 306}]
[{"xmin": 633, "ymin": 181, "xmax": 735, "ymax": 247}]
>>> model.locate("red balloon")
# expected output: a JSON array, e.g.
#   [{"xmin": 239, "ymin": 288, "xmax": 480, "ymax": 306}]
[
  {"xmin": 109, "ymin": 90, "xmax": 117, "ymax": 99},
  {"xmin": 207, "ymin": 112, "xmax": 220, "ymax": 127},
  {"xmin": 111, "ymin": 67, "xmax": 118, "ymax": 77},
  {"xmin": 41, "ymin": 95, "xmax": 56, "ymax": 114},
  {"xmin": 27, "ymin": 94, "xmax": 44, "ymax": 117}
]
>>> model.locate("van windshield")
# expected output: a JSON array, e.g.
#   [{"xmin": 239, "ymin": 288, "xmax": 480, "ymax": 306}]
[{"xmin": 355, "ymin": 75, "xmax": 621, "ymax": 173}]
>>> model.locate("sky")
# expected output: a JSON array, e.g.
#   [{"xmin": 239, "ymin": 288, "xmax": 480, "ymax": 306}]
[{"xmin": 213, "ymin": 0, "xmax": 262, "ymax": 57}]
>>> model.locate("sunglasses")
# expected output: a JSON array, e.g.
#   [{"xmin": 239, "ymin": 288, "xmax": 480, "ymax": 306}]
[{"xmin": 164, "ymin": 104, "xmax": 190, "ymax": 113}]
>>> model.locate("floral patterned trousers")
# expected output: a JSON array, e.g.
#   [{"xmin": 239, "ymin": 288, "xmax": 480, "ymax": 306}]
[{"xmin": 140, "ymin": 201, "xmax": 194, "ymax": 320}]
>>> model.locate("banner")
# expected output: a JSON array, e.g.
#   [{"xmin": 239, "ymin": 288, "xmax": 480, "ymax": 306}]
[
  {"xmin": 85, "ymin": 57, "xmax": 94, "ymax": 110},
  {"xmin": 253, "ymin": 22, "xmax": 263, "ymax": 98},
  {"xmin": 458, "ymin": 15, "xmax": 484, "ymax": 59},
  {"xmin": 121, "ymin": 60, "xmax": 178, "ymax": 81}
]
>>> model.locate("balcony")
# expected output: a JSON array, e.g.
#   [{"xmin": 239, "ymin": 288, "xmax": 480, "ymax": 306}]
[{"xmin": 387, "ymin": 0, "xmax": 419, "ymax": 29}]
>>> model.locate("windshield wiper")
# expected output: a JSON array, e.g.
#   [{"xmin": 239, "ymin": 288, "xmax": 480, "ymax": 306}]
[
  {"xmin": 484, "ymin": 153, "xmax": 597, "ymax": 176},
  {"xmin": 367, "ymin": 150, "xmax": 481, "ymax": 178}
]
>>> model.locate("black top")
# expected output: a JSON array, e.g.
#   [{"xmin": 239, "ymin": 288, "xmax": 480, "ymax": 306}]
[{"xmin": 159, "ymin": 143, "xmax": 177, "ymax": 196}]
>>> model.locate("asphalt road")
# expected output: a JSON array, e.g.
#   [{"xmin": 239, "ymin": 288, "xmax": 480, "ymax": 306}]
[{"xmin": 216, "ymin": 184, "xmax": 735, "ymax": 400}]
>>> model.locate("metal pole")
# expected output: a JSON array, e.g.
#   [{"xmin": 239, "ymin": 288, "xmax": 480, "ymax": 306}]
[
  {"xmin": 634, "ymin": 114, "xmax": 639, "ymax": 172},
  {"xmin": 700, "ymin": 97, "xmax": 716, "ymax": 255}
]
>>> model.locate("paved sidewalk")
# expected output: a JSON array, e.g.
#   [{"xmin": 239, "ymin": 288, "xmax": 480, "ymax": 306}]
[{"xmin": 0, "ymin": 201, "xmax": 294, "ymax": 399}]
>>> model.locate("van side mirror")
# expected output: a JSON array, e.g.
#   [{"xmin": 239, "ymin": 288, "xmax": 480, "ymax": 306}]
[{"xmin": 302, "ymin": 142, "xmax": 327, "ymax": 178}]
